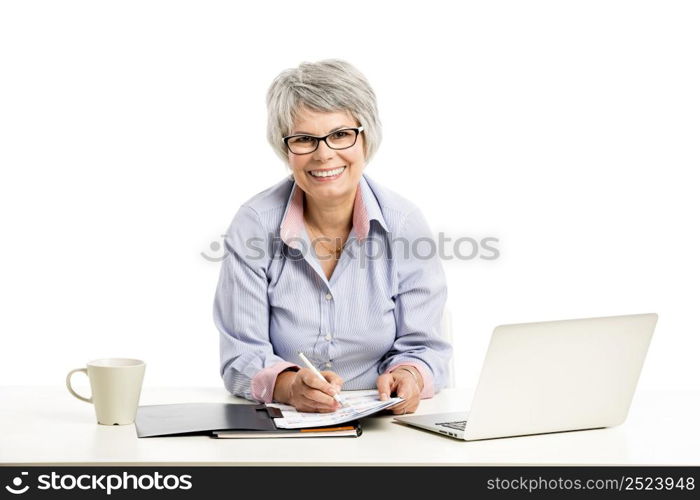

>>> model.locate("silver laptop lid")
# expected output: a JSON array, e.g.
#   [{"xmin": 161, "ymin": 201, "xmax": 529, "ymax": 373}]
[{"xmin": 463, "ymin": 313, "xmax": 657, "ymax": 441}]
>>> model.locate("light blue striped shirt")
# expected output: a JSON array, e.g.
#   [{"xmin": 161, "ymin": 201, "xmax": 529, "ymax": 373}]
[{"xmin": 213, "ymin": 174, "xmax": 451, "ymax": 403}]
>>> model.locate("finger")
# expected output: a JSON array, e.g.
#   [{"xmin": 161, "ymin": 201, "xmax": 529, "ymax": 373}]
[
  {"xmin": 376, "ymin": 373, "xmax": 396, "ymax": 401},
  {"xmin": 299, "ymin": 391, "xmax": 338, "ymax": 413},
  {"xmin": 295, "ymin": 396, "xmax": 326, "ymax": 413},
  {"xmin": 300, "ymin": 369, "xmax": 337, "ymax": 397},
  {"xmin": 390, "ymin": 405, "xmax": 407, "ymax": 415},
  {"xmin": 376, "ymin": 376, "xmax": 391, "ymax": 401},
  {"xmin": 391, "ymin": 404, "xmax": 418, "ymax": 415},
  {"xmin": 388, "ymin": 379, "xmax": 419, "ymax": 414},
  {"xmin": 389, "ymin": 396, "xmax": 419, "ymax": 415},
  {"xmin": 300, "ymin": 386, "xmax": 338, "ymax": 409},
  {"xmin": 394, "ymin": 376, "xmax": 417, "ymax": 400},
  {"xmin": 298, "ymin": 401, "xmax": 337, "ymax": 413},
  {"xmin": 295, "ymin": 399, "xmax": 333, "ymax": 413},
  {"xmin": 320, "ymin": 370, "xmax": 344, "ymax": 392},
  {"xmin": 396, "ymin": 379, "xmax": 412, "ymax": 399},
  {"xmin": 389, "ymin": 400, "xmax": 408, "ymax": 414}
]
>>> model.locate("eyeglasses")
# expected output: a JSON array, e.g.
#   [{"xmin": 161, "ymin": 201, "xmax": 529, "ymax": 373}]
[{"xmin": 283, "ymin": 126, "xmax": 364, "ymax": 155}]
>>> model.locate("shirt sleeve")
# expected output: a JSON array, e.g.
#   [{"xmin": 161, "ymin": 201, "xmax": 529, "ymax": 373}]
[
  {"xmin": 213, "ymin": 205, "xmax": 299, "ymax": 403},
  {"xmin": 379, "ymin": 207, "xmax": 453, "ymax": 398}
]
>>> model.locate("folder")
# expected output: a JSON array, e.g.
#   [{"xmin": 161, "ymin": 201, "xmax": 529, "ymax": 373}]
[
  {"xmin": 134, "ymin": 403, "xmax": 361, "ymax": 438},
  {"xmin": 212, "ymin": 425, "xmax": 361, "ymax": 438}
]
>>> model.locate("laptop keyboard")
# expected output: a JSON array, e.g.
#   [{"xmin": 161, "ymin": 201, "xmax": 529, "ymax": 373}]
[{"xmin": 436, "ymin": 420, "xmax": 467, "ymax": 431}]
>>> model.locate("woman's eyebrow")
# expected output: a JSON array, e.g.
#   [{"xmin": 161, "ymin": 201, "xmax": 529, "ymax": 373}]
[{"xmin": 291, "ymin": 125, "xmax": 352, "ymax": 135}]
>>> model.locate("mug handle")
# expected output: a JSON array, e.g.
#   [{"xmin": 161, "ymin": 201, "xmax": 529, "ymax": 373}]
[{"xmin": 66, "ymin": 368, "xmax": 92, "ymax": 403}]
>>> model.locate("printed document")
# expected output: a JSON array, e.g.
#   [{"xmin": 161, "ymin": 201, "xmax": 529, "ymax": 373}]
[{"xmin": 269, "ymin": 390, "xmax": 403, "ymax": 429}]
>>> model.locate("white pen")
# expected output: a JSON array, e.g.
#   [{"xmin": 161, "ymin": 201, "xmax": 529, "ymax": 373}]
[{"xmin": 298, "ymin": 352, "xmax": 345, "ymax": 407}]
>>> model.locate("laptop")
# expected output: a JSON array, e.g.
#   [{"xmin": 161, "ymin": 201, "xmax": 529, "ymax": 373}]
[{"xmin": 394, "ymin": 313, "xmax": 658, "ymax": 441}]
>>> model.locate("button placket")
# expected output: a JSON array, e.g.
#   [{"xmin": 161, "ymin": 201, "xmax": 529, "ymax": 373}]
[
  {"xmin": 319, "ymin": 289, "xmax": 333, "ymax": 363},
  {"xmin": 323, "ymin": 289, "xmax": 336, "ymax": 368}
]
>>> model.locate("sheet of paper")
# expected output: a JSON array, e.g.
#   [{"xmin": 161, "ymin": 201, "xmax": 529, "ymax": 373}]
[{"xmin": 268, "ymin": 389, "xmax": 403, "ymax": 429}]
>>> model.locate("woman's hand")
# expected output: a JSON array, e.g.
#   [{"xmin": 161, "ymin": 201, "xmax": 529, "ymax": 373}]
[
  {"xmin": 273, "ymin": 368, "xmax": 344, "ymax": 413},
  {"xmin": 376, "ymin": 366, "xmax": 424, "ymax": 414}
]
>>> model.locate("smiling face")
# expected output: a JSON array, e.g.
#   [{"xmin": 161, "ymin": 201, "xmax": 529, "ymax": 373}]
[{"xmin": 287, "ymin": 107, "xmax": 366, "ymax": 204}]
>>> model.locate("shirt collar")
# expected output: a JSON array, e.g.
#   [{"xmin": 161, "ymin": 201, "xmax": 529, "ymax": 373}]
[{"xmin": 280, "ymin": 174, "xmax": 387, "ymax": 247}]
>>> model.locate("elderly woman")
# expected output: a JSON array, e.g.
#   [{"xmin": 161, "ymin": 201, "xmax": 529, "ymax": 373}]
[{"xmin": 213, "ymin": 59, "xmax": 451, "ymax": 415}]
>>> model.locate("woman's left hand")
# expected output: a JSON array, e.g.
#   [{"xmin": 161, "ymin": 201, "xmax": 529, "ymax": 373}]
[{"xmin": 375, "ymin": 367, "xmax": 423, "ymax": 414}]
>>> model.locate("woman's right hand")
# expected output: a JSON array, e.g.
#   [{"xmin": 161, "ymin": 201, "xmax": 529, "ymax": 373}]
[{"xmin": 273, "ymin": 368, "xmax": 344, "ymax": 413}]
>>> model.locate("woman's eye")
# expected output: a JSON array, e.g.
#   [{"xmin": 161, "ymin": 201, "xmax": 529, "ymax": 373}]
[
  {"xmin": 331, "ymin": 131, "xmax": 348, "ymax": 139},
  {"xmin": 291, "ymin": 136, "xmax": 313, "ymax": 144}
]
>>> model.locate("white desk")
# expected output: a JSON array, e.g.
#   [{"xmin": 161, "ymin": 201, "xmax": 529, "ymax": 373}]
[{"xmin": 1, "ymin": 386, "xmax": 697, "ymax": 466}]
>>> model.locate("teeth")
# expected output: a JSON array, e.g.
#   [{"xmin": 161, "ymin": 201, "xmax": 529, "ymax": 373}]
[{"xmin": 310, "ymin": 166, "xmax": 345, "ymax": 178}]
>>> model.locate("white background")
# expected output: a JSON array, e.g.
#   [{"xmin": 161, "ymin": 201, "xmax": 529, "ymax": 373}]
[{"xmin": 1, "ymin": 1, "xmax": 698, "ymax": 396}]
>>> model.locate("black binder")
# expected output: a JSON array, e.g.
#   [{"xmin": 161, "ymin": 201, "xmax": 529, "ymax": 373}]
[{"xmin": 134, "ymin": 403, "xmax": 361, "ymax": 438}]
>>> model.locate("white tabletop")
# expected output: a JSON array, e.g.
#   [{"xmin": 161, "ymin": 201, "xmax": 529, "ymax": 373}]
[{"xmin": 1, "ymin": 386, "xmax": 697, "ymax": 466}]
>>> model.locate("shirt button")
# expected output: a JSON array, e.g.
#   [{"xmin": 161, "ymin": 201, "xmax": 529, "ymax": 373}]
[
  {"xmin": 325, "ymin": 362, "xmax": 332, "ymax": 368},
  {"xmin": 325, "ymin": 334, "xmax": 332, "ymax": 341},
  {"xmin": 325, "ymin": 293, "xmax": 332, "ymax": 300}
]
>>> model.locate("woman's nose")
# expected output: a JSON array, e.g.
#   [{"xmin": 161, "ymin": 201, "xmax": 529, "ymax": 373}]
[{"xmin": 312, "ymin": 139, "xmax": 335, "ymax": 161}]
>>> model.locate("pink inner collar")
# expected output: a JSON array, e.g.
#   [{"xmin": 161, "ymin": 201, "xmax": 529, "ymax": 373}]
[{"xmin": 280, "ymin": 184, "xmax": 371, "ymax": 247}]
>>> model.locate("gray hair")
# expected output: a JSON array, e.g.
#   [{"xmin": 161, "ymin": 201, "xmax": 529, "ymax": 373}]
[{"xmin": 266, "ymin": 59, "xmax": 382, "ymax": 166}]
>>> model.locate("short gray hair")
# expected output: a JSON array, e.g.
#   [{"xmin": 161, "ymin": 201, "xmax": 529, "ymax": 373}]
[{"xmin": 266, "ymin": 59, "xmax": 382, "ymax": 165}]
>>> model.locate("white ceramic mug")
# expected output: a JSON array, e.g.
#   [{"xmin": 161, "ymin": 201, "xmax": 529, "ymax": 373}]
[{"xmin": 66, "ymin": 358, "xmax": 146, "ymax": 425}]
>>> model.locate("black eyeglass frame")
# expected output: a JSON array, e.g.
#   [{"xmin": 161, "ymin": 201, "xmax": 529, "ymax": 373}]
[{"xmin": 282, "ymin": 126, "xmax": 364, "ymax": 155}]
